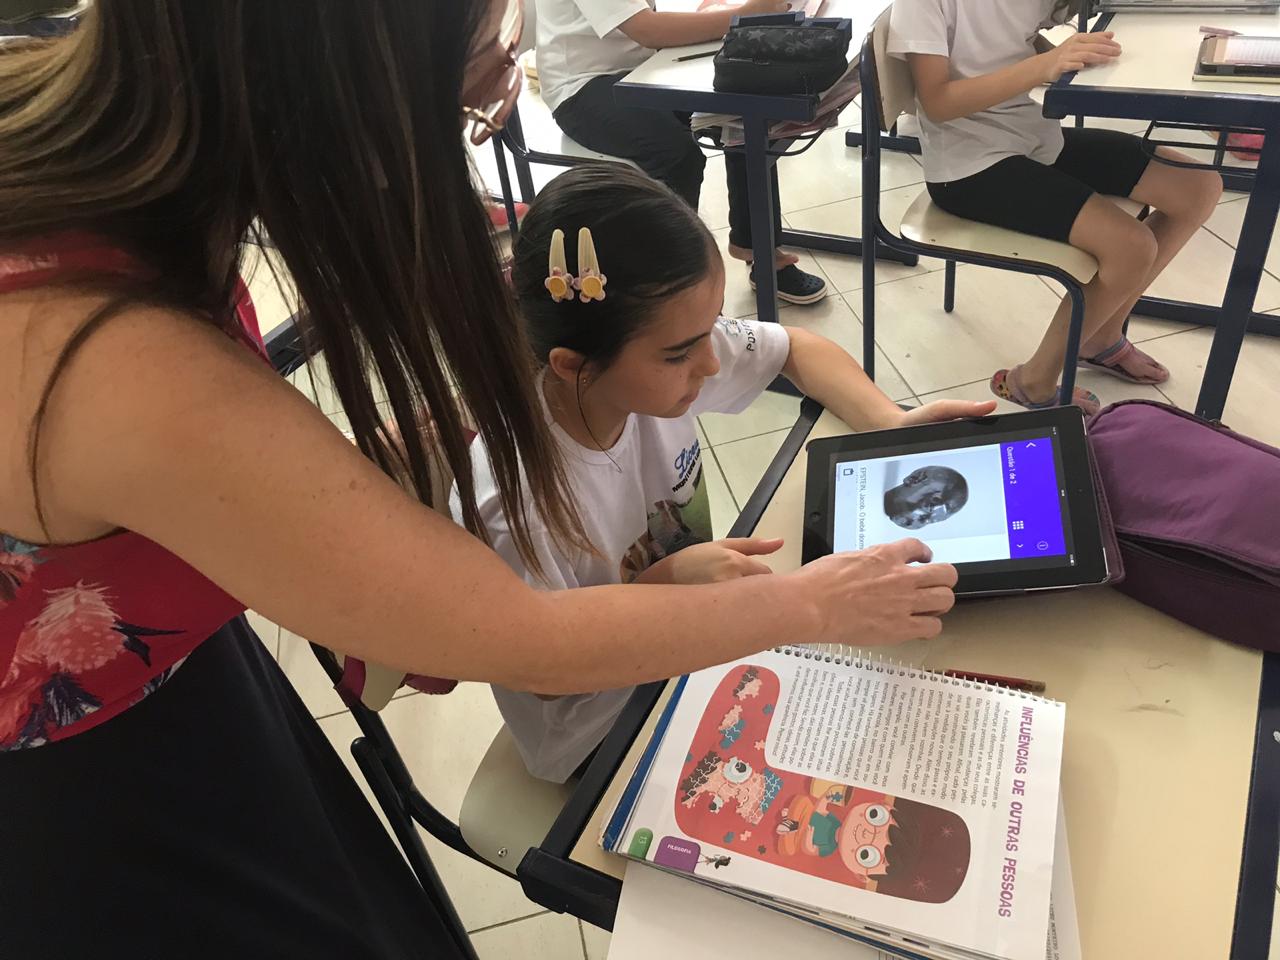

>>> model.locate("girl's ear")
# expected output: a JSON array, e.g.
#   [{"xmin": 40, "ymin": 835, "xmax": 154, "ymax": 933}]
[{"xmin": 547, "ymin": 346, "xmax": 589, "ymax": 386}]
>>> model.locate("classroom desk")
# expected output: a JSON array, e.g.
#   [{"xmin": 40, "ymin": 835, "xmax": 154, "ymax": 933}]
[
  {"xmin": 1043, "ymin": 11, "xmax": 1280, "ymax": 422},
  {"xmin": 518, "ymin": 402, "xmax": 1280, "ymax": 959},
  {"xmin": 613, "ymin": 0, "xmax": 915, "ymax": 327}
]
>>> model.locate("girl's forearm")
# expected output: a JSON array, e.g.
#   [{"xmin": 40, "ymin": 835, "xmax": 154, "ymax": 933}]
[
  {"xmin": 781, "ymin": 327, "xmax": 902, "ymax": 432},
  {"xmin": 620, "ymin": 9, "xmax": 734, "ymax": 49},
  {"xmin": 909, "ymin": 53, "xmax": 1048, "ymax": 123}
]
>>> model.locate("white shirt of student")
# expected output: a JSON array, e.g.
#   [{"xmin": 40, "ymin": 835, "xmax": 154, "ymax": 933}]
[
  {"xmin": 450, "ymin": 318, "xmax": 790, "ymax": 783},
  {"xmin": 535, "ymin": 0, "xmax": 655, "ymax": 112},
  {"xmin": 887, "ymin": 0, "xmax": 1068, "ymax": 183}
]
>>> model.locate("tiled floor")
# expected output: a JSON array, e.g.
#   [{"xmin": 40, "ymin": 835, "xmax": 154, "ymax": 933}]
[{"xmin": 244, "ymin": 104, "xmax": 1280, "ymax": 958}]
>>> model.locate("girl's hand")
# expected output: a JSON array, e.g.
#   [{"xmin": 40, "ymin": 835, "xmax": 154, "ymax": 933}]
[
  {"xmin": 738, "ymin": 0, "xmax": 794, "ymax": 15},
  {"xmin": 894, "ymin": 399, "xmax": 997, "ymax": 428},
  {"xmin": 639, "ymin": 538, "xmax": 784, "ymax": 585},
  {"xmin": 1039, "ymin": 31, "xmax": 1122, "ymax": 83},
  {"xmin": 791, "ymin": 539, "xmax": 958, "ymax": 646}
]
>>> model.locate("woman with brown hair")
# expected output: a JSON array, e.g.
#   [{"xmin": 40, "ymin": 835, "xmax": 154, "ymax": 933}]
[{"xmin": 0, "ymin": 1, "xmax": 956, "ymax": 955}]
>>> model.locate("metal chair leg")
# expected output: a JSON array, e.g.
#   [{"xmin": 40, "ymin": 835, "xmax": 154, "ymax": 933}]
[
  {"xmin": 943, "ymin": 260, "xmax": 956, "ymax": 313},
  {"xmin": 352, "ymin": 738, "xmax": 481, "ymax": 960},
  {"xmin": 491, "ymin": 138, "xmax": 520, "ymax": 244},
  {"xmin": 1060, "ymin": 283, "xmax": 1086, "ymax": 406}
]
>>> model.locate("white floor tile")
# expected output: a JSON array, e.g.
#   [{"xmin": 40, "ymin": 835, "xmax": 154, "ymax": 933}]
[
  {"xmin": 470, "ymin": 911, "xmax": 586, "ymax": 960},
  {"xmin": 867, "ymin": 265, "xmax": 1064, "ymax": 396},
  {"xmin": 1144, "ymin": 326, "xmax": 1280, "ymax": 448},
  {"xmin": 580, "ymin": 919, "xmax": 611, "ymax": 960},
  {"xmin": 316, "ymin": 685, "xmax": 546, "ymax": 933},
  {"xmin": 1205, "ymin": 194, "xmax": 1280, "ymax": 281},
  {"xmin": 701, "ymin": 450, "xmax": 740, "ymax": 540},
  {"xmin": 779, "ymin": 139, "xmax": 924, "ymax": 214},
  {"xmin": 700, "ymin": 390, "xmax": 802, "ymax": 448},
  {"xmin": 1143, "ymin": 225, "xmax": 1280, "ymax": 314},
  {"xmin": 762, "ymin": 294, "xmax": 915, "ymax": 403},
  {"xmin": 712, "ymin": 226, "xmax": 834, "ymax": 321},
  {"xmin": 712, "ymin": 428, "xmax": 794, "ymax": 508},
  {"xmin": 699, "ymin": 153, "xmax": 730, "ymax": 233},
  {"xmin": 784, "ymin": 187, "xmax": 949, "ymax": 295},
  {"xmin": 915, "ymin": 367, "xmax": 1167, "ymax": 415}
]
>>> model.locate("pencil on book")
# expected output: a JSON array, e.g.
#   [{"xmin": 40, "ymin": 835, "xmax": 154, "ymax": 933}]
[{"xmin": 942, "ymin": 670, "xmax": 1046, "ymax": 694}]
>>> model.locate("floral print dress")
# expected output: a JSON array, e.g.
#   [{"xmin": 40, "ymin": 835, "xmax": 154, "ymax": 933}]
[{"xmin": 0, "ymin": 234, "xmax": 265, "ymax": 749}]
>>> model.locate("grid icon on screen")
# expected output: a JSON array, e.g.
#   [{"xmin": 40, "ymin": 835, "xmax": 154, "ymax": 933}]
[{"xmin": 1011, "ymin": 521, "xmax": 1025, "ymax": 531}]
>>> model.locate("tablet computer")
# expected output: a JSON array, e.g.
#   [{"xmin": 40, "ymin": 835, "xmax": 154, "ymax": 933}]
[
  {"xmin": 1196, "ymin": 34, "xmax": 1280, "ymax": 78},
  {"xmin": 802, "ymin": 406, "xmax": 1110, "ymax": 596}
]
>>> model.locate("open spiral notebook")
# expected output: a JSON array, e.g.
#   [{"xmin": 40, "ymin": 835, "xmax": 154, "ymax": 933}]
[{"xmin": 601, "ymin": 647, "xmax": 1072, "ymax": 960}]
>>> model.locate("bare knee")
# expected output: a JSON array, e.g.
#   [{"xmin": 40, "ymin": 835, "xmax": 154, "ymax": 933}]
[{"xmin": 1095, "ymin": 220, "xmax": 1158, "ymax": 284}]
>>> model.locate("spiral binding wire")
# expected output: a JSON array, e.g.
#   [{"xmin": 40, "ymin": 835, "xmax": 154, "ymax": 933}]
[{"xmin": 769, "ymin": 643, "xmax": 1063, "ymax": 706}]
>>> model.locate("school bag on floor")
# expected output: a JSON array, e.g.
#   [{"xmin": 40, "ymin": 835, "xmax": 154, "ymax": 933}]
[{"xmin": 1089, "ymin": 400, "xmax": 1280, "ymax": 652}]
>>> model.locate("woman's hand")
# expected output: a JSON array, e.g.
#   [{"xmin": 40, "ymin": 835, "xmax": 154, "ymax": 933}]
[
  {"xmin": 1039, "ymin": 31, "xmax": 1122, "ymax": 83},
  {"xmin": 892, "ymin": 399, "xmax": 997, "ymax": 428},
  {"xmin": 638, "ymin": 537, "xmax": 784, "ymax": 585},
  {"xmin": 790, "ymin": 539, "xmax": 957, "ymax": 646}
]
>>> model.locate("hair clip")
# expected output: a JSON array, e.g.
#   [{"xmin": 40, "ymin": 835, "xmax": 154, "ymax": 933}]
[
  {"xmin": 544, "ymin": 228, "xmax": 573, "ymax": 302},
  {"xmin": 574, "ymin": 227, "xmax": 607, "ymax": 303}
]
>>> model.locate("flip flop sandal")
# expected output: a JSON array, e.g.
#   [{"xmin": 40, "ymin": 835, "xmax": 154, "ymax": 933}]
[
  {"xmin": 991, "ymin": 365, "xmax": 1100, "ymax": 416},
  {"xmin": 1078, "ymin": 337, "xmax": 1169, "ymax": 385},
  {"xmin": 749, "ymin": 262, "xmax": 828, "ymax": 306}
]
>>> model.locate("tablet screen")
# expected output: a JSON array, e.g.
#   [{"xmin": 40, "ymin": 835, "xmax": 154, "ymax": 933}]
[{"xmin": 828, "ymin": 427, "xmax": 1074, "ymax": 573}]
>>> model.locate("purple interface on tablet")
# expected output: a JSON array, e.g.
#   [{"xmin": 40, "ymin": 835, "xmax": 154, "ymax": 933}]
[{"xmin": 1001, "ymin": 438, "xmax": 1066, "ymax": 560}]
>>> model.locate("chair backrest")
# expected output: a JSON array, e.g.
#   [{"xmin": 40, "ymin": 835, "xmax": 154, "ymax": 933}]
[{"xmin": 866, "ymin": 6, "xmax": 917, "ymax": 133}]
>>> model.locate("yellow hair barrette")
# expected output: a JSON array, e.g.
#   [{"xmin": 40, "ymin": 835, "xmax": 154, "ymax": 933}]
[{"xmin": 544, "ymin": 227, "xmax": 607, "ymax": 303}]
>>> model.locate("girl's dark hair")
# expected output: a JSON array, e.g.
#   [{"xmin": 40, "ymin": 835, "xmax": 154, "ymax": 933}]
[
  {"xmin": 874, "ymin": 798, "xmax": 970, "ymax": 904},
  {"xmin": 511, "ymin": 165, "xmax": 717, "ymax": 373},
  {"xmin": 1, "ymin": 1, "xmax": 586, "ymax": 573}
]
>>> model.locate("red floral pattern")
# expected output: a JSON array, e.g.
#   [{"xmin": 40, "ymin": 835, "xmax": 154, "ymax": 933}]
[{"xmin": 0, "ymin": 236, "xmax": 262, "ymax": 749}]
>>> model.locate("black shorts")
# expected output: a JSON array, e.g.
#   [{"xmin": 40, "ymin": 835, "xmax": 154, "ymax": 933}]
[{"xmin": 926, "ymin": 128, "xmax": 1151, "ymax": 244}]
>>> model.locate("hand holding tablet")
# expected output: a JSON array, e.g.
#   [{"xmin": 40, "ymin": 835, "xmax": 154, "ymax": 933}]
[{"xmin": 803, "ymin": 407, "xmax": 1112, "ymax": 597}]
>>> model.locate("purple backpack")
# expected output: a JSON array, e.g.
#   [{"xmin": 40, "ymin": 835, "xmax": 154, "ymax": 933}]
[{"xmin": 1089, "ymin": 400, "xmax": 1280, "ymax": 653}]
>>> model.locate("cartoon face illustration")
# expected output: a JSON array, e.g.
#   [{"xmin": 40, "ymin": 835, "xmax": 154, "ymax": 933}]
[
  {"xmin": 838, "ymin": 800, "xmax": 895, "ymax": 879},
  {"xmin": 674, "ymin": 665, "xmax": 971, "ymax": 904},
  {"xmin": 679, "ymin": 750, "xmax": 783, "ymax": 825}
]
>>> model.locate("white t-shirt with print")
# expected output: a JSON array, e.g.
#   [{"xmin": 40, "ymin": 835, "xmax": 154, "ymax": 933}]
[
  {"xmin": 888, "ymin": 0, "xmax": 1068, "ymax": 183},
  {"xmin": 450, "ymin": 318, "xmax": 790, "ymax": 783},
  {"xmin": 535, "ymin": 0, "xmax": 656, "ymax": 112}
]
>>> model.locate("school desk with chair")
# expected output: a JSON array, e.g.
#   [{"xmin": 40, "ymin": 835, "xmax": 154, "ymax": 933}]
[
  {"xmin": 612, "ymin": 0, "xmax": 914, "ymax": 328},
  {"xmin": 1039, "ymin": 10, "xmax": 1280, "ymax": 423},
  {"xmin": 515, "ymin": 399, "xmax": 1280, "ymax": 960}
]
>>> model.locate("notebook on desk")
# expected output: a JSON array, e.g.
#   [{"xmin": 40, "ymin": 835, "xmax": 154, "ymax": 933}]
[
  {"xmin": 599, "ymin": 649, "xmax": 1073, "ymax": 960},
  {"xmin": 1098, "ymin": 0, "xmax": 1279, "ymax": 12}
]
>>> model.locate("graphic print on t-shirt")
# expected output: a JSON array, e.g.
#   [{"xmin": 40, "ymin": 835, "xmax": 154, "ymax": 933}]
[
  {"xmin": 672, "ymin": 664, "xmax": 972, "ymax": 903},
  {"xmin": 618, "ymin": 440, "xmax": 713, "ymax": 583}
]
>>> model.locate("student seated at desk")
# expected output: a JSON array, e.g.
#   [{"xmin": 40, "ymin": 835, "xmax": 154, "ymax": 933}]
[
  {"xmin": 450, "ymin": 166, "xmax": 992, "ymax": 782},
  {"xmin": 534, "ymin": 0, "xmax": 830, "ymax": 305},
  {"xmin": 888, "ymin": 0, "xmax": 1223, "ymax": 413}
]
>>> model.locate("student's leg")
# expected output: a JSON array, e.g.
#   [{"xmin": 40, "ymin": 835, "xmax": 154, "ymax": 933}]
[
  {"xmin": 1016, "ymin": 200, "xmax": 1159, "ymax": 402},
  {"xmin": 1079, "ymin": 147, "xmax": 1223, "ymax": 370},
  {"xmin": 553, "ymin": 74, "xmax": 705, "ymax": 208},
  {"xmin": 929, "ymin": 154, "xmax": 1158, "ymax": 408},
  {"xmin": 723, "ymin": 149, "xmax": 827, "ymax": 304},
  {"xmin": 1051, "ymin": 131, "xmax": 1223, "ymax": 381},
  {"xmin": 724, "ymin": 152, "xmax": 794, "ymax": 268}
]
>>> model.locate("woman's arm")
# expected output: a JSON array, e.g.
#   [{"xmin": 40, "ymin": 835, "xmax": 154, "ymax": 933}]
[
  {"xmin": 619, "ymin": 0, "xmax": 788, "ymax": 50},
  {"xmin": 906, "ymin": 32, "xmax": 1120, "ymax": 124},
  {"xmin": 780, "ymin": 327, "xmax": 995, "ymax": 430},
  {"xmin": 9, "ymin": 298, "xmax": 956, "ymax": 696}
]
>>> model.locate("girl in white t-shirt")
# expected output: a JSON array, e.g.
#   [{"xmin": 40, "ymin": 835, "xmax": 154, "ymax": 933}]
[
  {"xmin": 888, "ymin": 0, "xmax": 1222, "ymax": 413},
  {"xmin": 535, "ymin": 0, "xmax": 829, "ymax": 305},
  {"xmin": 452, "ymin": 165, "xmax": 993, "ymax": 782}
]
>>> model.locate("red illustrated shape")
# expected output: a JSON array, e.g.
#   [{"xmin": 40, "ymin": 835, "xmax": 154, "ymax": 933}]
[{"xmin": 673, "ymin": 664, "xmax": 971, "ymax": 904}]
